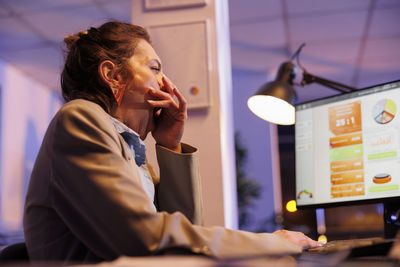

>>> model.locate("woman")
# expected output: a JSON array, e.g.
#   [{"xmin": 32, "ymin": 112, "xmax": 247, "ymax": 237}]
[{"xmin": 23, "ymin": 21, "xmax": 318, "ymax": 263}]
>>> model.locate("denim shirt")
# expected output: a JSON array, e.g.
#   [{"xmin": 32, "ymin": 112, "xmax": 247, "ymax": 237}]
[{"xmin": 109, "ymin": 116, "xmax": 156, "ymax": 211}]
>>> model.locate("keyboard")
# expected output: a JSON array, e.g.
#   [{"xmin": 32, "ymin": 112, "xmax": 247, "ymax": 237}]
[{"xmin": 307, "ymin": 237, "xmax": 392, "ymax": 254}]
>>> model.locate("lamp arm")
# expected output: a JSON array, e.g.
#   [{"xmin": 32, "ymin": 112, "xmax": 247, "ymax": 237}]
[{"xmin": 302, "ymin": 72, "xmax": 358, "ymax": 93}]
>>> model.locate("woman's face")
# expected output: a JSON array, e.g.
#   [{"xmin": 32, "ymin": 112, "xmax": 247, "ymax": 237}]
[{"xmin": 119, "ymin": 39, "xmax": 163, "ymax": 139}]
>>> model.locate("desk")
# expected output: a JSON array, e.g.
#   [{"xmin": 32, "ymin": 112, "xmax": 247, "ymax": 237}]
[
  {"xmin": 73, "ymin": 254, "xmax": 400, "ymax": 267},
  {"xmin": 1, "ymin": 254, "xmax": 398, "ymax": 267},
  {"xmin": 77, "ymin": 255, "xmax": 297, "ymax": 267}
]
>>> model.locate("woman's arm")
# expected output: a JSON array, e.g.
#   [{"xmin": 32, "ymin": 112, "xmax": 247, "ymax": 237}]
[
  {"xmin": 155, "ymin": 143, "xmax": 203, "ymax": 225},
  {"xmin": 47, "ymin": 100, "xmax": 304, "ymax": 260}
]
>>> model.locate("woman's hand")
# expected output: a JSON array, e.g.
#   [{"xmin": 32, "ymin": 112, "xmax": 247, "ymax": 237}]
[
  {"xmin": 273, "ymin": 230, "xmax": 320, "ymax": 249},
  {"xmin": 147, "ymin": 76, "xmax": 187, "ymax": 152}
]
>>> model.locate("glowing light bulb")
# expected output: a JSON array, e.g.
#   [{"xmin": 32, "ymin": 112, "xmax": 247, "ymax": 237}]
[
  {"xmin": 318, "ymin": 235, "xmax": 328, "ymax": 244},
  {"xmin": 247, "ymin": 95, "xmax": 295, "ymax": 125},
  {"xmin": 286, "ymin": 200, "xmax": 297, "ymax": 212}
]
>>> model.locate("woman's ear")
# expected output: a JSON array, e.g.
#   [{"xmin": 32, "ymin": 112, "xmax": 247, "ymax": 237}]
[
  {"xmin": 99, "ymin": 60, "xmax": 116, "ymax": 87},
  {"xmin": 99, "ymin": 60, "xmax": 126, "ymax": 106}
]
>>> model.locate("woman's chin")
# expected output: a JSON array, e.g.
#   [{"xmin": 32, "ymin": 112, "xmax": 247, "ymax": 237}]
[{"xmin": 140, "ymin": 132, "xmax": 148, "ymax": 141}]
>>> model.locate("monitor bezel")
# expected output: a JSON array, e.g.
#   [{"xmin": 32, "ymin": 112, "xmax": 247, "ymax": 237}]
[{"xmin": 294, "ymin": 79, "xmax": 400, "ymax": 210}]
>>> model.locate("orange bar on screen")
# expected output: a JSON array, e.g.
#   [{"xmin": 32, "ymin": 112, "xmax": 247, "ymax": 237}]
[
  {"xmin": 329, "ymin": 133, "xmax": 362, "ymax": 148},
  {"xmin": 331, "ymin": 183, "xmax": 365, "ymax": 198},
  {"xmin": 331, "ymin": 170, "xmax": 364, "ymax": 185},
  {"xmin": 330, "ymin": 158, "xmax": 364, "ymax": 172}
]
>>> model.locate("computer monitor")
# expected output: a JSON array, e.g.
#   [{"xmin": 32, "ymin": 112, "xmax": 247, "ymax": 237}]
[{"xmin": 295, "ymin": 79, "xmax": 400, "ymax": 237}]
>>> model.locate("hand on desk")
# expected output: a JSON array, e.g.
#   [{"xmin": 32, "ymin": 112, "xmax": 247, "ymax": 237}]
[{"xmin": 273, "ymin": 229, "xmax": 320, "ymax": 249}]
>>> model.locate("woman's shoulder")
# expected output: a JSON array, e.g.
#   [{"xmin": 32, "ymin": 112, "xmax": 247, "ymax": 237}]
[
  {"xmin": 57, "ymin": 99, "xmax": 107, "ymax": 118},
  {"xmin": 61, "ymin": 99, "xmax": 106, "ymax": 114},
  {"xmin": 53, "ymin": 99, "xmax": 112, "ymax": 130}
]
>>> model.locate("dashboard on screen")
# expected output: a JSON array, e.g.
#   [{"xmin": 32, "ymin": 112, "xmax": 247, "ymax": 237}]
[{"xmin": 295, "ymin": 80, "xmax": 400, "ymax": 208}]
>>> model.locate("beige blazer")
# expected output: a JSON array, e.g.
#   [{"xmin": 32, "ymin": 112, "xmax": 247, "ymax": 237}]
[{"xmin": 23, "ymin": 99, "xmax": 301, "ymax": 264}]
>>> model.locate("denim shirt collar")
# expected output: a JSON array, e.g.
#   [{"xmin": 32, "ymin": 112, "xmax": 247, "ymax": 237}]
[{"xmin": 109, "ymin": 116, "xmax": 146, "ymax": 167}]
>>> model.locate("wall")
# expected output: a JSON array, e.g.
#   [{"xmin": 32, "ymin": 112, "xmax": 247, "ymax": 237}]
[
  {"xmin": 232, "ymin": 68, "xmax": 282, "ymax": 231},
  {"xmin": 0, "ymin": 59, "xmax": 61, "ymax": 238},
  {"xmin": 133, "ymin": 0, "xmax": 238, "ymax": 228},
  {"xmin": 0, "ymin": 0, "xmax": 238, "ymax": 237}
]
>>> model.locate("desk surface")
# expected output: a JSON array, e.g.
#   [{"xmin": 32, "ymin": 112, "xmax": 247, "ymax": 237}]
[
  {"xmin": 1, "ymin": 254, "xmax": 399, "ymax": 267},
  {"xmin": 72, "ymin": 254, "xmax": 400, "ymax": 267}
]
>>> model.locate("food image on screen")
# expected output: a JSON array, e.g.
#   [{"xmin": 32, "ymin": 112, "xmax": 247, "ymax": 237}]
[
  {"xmin": 372, "ymin": 99, "xmax": 396, "ymax": 124},
  {"xmin": 373, "ymin": 173, "xmax": 391, "ymax": 184}
]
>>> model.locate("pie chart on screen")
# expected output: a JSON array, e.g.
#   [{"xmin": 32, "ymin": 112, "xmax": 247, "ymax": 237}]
[{"xmin": 372, "ymin": 99, "xmax": 396, "ymax": 124}]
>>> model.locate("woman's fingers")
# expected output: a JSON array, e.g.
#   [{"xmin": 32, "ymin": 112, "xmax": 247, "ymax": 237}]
[
  {"xmin": 148, "ymin": 88, "xmax": 177, "ymax": 106},
  {"xmin": 173, "ymin": 88, "xmax": 187, "ymax": 112},
  {"xmin": 299, "ymin": 235, "xmax": 319, "ymax": 248},
  {"xmin": 273, "ymin": 230, "xmax": 319, "ymax": 249},
  {"xmin": 162, "ymin": 76, "xmax": 187, "ymax": 112},
  {"xmin": 147, "ymin": 99, "xmax": 174, "ymax": 108},
  {"xmin": 148, "ymin": 87, "xmax": 172, "ymax": 100},
  {"xmin": 147, "ymin": 83, "xmax": 188, "ymax": 111},
  {"xmin": 162, "ymin": 75, "xmax": 175, "ymax": 95}
]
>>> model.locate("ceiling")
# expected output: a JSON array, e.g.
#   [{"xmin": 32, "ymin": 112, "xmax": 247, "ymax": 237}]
[
  {"xmin": 0, "ymin": 0, "xmax": 131, "ymax": 90},
  {"xmin": 0, "ymin": 0, "xmax": 399, "ymax": 103},
  {"xmin": 230, "ymin": 0, "xmax": 400, "ymax": 102}
]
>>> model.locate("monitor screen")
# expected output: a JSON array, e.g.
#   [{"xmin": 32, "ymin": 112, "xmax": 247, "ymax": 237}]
[{"xmin": 295, "ymin": 80, "xmax": 400, "ymax": 208}]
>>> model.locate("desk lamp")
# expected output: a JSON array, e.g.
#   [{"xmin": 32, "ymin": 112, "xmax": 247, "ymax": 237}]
[{"xmin": 248, "ymin": 43, "xmax": 358, "ymax": 125}]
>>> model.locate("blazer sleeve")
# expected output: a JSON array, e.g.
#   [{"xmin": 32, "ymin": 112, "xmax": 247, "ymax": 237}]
[
  {"xmin": 48, "ymin": 101, "xmax": 302, "ymax": 261},
  {"xmin": 154, "ymin": 143, "xmax": 203, "ymax": 225}
]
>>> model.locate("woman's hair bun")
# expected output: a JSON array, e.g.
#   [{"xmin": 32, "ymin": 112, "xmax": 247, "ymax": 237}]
[{"xmin": 63, "ymin": 30, "xmax": 88, "ymax": 50}]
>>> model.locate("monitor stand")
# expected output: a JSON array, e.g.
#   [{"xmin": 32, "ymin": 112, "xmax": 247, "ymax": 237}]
[{"xmin": 384, "ymin": 202, "xmax": 400, "ymax": 238}]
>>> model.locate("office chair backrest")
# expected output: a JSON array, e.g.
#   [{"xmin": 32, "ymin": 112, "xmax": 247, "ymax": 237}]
[{"xmin": 0, "ymin": 242, "xmax": 29, "ymax": 262}]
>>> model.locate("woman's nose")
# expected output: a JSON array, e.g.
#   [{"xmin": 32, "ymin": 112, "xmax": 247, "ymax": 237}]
[{"xmin": 157, "ymin": 74, "xmax": 164, "ymax": 88}]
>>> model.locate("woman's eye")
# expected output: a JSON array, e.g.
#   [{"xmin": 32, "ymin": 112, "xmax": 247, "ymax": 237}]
[{"xmin": 151, "ymin": 67, "xmax": 160, "ymax": 74}]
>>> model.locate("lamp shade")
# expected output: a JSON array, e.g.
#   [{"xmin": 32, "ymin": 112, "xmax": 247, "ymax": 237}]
[{"xmin": 248, "ymin": 61, "xmax": 297, "ymax": 125}]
